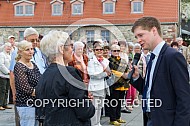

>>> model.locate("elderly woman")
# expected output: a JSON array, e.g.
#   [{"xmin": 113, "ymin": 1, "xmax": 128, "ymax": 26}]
[
  {"xmin": 14, "ymin": 40, "xmax": 41, "ymax": 126},
  {"xmin": 87, "ymin": 41, "xmax": 111, "ymax": 126},
  {"xmin": 0, "ymin": 43, "xmax": 12, "ymax": 110},
  {"xmin": 108, "ymin": 44, "xmax": 129, "ymax": 125},
  {"xmin": 119, "ymin": 41, "xmax": 129, "ymax": 64},
  {"xmin": 36, "ymin": 30, "xmax": 95, "ymax": 126},
  {"xmin": 68, "ymin": 41, "xmax": 89, "ymax": 85}
]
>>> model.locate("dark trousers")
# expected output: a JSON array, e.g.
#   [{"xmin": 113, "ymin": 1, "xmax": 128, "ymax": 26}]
[
  {"xmin": 0, "ymin": 78, "xmax": 10, "ymax": 107},
  {"xmin": 9, "ymin": 87, "xmax": 13, "ymax": 103},
  {"xmin": 109, "ymin": 90, "xmax": 125, "ymax": 121},
  {"xmin": 104, "ymin": 94, "xmax": 110, "ymax": 116}
]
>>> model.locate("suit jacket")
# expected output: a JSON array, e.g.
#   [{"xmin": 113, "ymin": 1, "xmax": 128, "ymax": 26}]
[{"xmin": 131, "ymin": 43, "xmax": 190, "ymax": 126}]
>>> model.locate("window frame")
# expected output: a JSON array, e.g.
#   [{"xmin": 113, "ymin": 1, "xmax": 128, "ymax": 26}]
[
  {"xmin": 72, "ymin": 3, "xmax": 83, "ymax": 15},
  {"xmin": 70, "ymin": 0, "xmax": 84, "ymax": 15},
  {"xmin": 52, "ymin": 4, "xmax": 62, "ymax": 16},
  {"xmin": 131, "ymin": 1, "xmax": 144, "ymax": 14},
  {"xmin": 14, "ymin": 2, "xmax": 34, "ymax": 16},
  {"xmin": 102, "ymin": 0, "xmax": 116, "ymax": 14},
  {"xmin": 19, "ymin": 31, "xmax": 24, "ymax": 41},
  {"xmin": 86, "ymin": 30, "xmax": 95, "ymax": 43},
  {"xmin": 101, "ymin": 30, "xmax": 110, "ymax": 42},
  {"xmin": 50, "ymin": 0, "xmax": 64, "ymax": 16}
]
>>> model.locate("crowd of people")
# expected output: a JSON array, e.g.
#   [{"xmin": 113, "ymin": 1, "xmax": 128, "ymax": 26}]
[{"xmin": 0, "ymin": 16, "xmax": 190, "ymax": 126}]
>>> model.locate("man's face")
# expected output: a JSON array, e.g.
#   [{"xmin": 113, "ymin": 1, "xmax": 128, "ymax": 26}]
[
  {"xmin": 25, "ymin": 34, "xmax": 39, "ymax": 48},
  {"xmin": 134, "ymin": 26, "xmax": 155, "ymax": 51},
  {"xmin": 9, "ymin": 37, "xmax": 15, "ymax": 46}
]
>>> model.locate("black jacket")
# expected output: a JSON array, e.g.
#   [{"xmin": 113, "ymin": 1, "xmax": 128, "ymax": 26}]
[{"xmin": 36, "ymin": 63, "xmax": 95, "ymax": 126}]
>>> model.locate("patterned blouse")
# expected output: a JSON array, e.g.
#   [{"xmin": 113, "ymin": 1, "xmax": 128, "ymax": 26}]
[{"xmin": 14, "ymin": 62, "xmax": 41, "ymax": 107}]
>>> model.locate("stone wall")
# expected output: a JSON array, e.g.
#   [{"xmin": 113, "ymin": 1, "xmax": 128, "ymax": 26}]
[{"xmin": 0, "ymin": 24, "xmax": 177, "ymax": 44}]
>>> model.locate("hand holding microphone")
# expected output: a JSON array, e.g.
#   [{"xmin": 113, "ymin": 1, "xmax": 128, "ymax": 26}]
[{"xmin": 127, "ymin": 53, "xmax": 141, "ymax": 80}]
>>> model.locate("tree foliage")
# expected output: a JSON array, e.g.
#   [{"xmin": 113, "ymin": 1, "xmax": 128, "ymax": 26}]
[{"xmin": 182, "ymin": 0, "xmax": 190, "ymax": 2}]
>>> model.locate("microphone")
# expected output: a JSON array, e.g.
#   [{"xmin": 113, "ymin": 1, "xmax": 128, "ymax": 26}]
[{"xmin": 127, "ymin": 53, "xmax": 141, "ymax": 80}]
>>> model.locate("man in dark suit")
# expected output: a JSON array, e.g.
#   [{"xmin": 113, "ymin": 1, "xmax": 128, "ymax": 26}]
[{"xmin": 130, "ymin": 16, "xmax": 190, "ymax": 126}]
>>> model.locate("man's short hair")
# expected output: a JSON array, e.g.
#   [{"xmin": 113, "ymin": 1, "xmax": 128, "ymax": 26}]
[
  {"xmin": 132, "ymin": 17, "xmax": 162, "ymax": 36},
  {"xmin": 24, "ymin": 27, "xmax": 39, "ymax": 38}
]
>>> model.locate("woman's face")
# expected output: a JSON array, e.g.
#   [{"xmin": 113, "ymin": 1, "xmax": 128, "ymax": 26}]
[
  {"xmin": 111, "ymin": 48, "xmax": 120, "ymax": 57},
  {"xmin": 63, "ymin": 43, "xmax": 73, "ymax": 63},
  {"xmin": 20, "ymin": 45, "xmax": 34, "ymax": 60},
  {"xmin": 74, "ymin": 46, "xmax": 84, "ymax": 56},
  {"xmin": 134, "ymin": 46, "xmax": 141, "ymax": 53},
  {"xmin": 120, "ymin": 44, "xmax": 126, "ymax": 52},
  {"xmin": 94, "ymin": 45, "xmax": 103, "ymax": 58},
  {"xmin": 4, "ymin": 45, "xmax": 12, "ymax": 53}
]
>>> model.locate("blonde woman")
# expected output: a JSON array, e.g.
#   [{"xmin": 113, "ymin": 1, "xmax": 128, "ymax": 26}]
[{"xmin": 14, "ymin": 40, "xmax": 41, "ymax": 126}]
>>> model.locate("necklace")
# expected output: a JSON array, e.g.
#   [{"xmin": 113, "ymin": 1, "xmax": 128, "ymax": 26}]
[{"xmin": 19, "ymin": 61, "xmax": 33, "ymax": 68}]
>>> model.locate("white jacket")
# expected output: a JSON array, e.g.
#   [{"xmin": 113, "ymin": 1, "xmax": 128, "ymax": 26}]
[
  {"xmin": 0, "ymin": 51, "xmax": 11, "ymax": 78},
  {"xmin": 87, "ymin": 55, "xmax": 110, "ymax": 96}
]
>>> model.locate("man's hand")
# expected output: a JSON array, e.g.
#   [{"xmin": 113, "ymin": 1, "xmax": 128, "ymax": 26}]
[{"xmin": 132, "ymin": 65, "xmax": 139, "ymax": 79}]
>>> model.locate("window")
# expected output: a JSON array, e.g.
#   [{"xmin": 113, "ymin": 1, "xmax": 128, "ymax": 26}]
[
  {"xmin": 86, "ymin": 30, "xmax": 94, "ymax": 42},
  {"xmin": 104, "ymin": 3, "xmax": 114, "ymax": 14},
  {"xmin": 19, "ymin": 31, "xmax": 24, "ymax": 41},
  {"xmin": 70, "ymin": 0, "xmax": 84, "ymax": 15},
  {"xmin": 13, "ymin": 1, "xmax": 35, "ymax": 16},
  {"xmin": 16, "ymin": 6, "xmax": 23, "ymax": 15},
  {"xmin": 72, "ymin": 4, "xmax": 82, "ymax": 15},
  {"xmin": 131, "ymin": 1, "xmax": 143, "ymax": 13},
  {"xmin": 25, "ymin": 5, "xmax": 33, "ymax": 15},
  {"xmin": 50, "ymin": 0, "xmax": 64, "ymax": 16},
  {"xmin": 53, "ymin": 4, "xmax": 62, "ymax": 15},
  {"xmin": 101, "ymin": 30, "xmax": 110, "ymax": 42},
  {"xmin": 102, "ymin": 0, "xmax": 116, "ymax": 14}
]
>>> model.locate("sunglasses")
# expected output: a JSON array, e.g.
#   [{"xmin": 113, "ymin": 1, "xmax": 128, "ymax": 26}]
[
  {"xmin": 112, "ymin": 50, "xmax": 120, "ymax": 52},
  {"xmin": 94, "ymin": 49, "xmax": 103, "ymax": 51}
]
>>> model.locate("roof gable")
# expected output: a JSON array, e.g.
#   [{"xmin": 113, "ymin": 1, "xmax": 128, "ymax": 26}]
[
  {"xmin": 102, "ymin": 0, "xmax": 117, "ymax": 2},
  {"xmin": 50, "ymin": 0, "xmax": 64, "ymax": 4},
  {"xmin": 13, "ymin": 0, "xmax": 35, "ymax": 5},
  {"xmin": 70, "ymin": 0, "xmax": 84, "ymax": 4}
]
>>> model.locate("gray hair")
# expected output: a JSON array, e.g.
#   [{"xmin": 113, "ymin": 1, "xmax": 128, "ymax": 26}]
[
  {"xmin": 134, "ymin": 43, "xmax": 141, "ymax": 48},
  {"xmin": 4, "ymin": 42, "xmax": 11, "ymax": 47},
  {"xmin": 40, "ymin": 30, "xmax": 70, "ymax": 62},
  {"xmin": 176, "ymin": 37, "xmax": 183, "ymax": 42},
  {"xmin": 73, "ymin": 41, "xmax": 84, "ymax": 51},
  {"xmin": 24, "ymin": 27, "xmax": 39, "ymax": 37},
  {"xmin": 110, "ymin": 44, "xmax": 120, "ymax": 50},
  {"xmin": 127, "ymin": 42, "xmax": 134, "ymax": 48}
]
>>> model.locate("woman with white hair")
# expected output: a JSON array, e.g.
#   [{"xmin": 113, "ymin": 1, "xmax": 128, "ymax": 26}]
[
  {"xmin": 14, "ymin": 40, "xmax": 41, "ymax": 126},
  {"xmin": 68, "ymin": 41, "xmax": 89, "ymax": 85},
  {"xmin": 0, "ymin": 43, "xmax": 12, "ymax": 110},
  {"xmin": 36, "ymin": 30, "xmax": 95, "ymax": 126}
]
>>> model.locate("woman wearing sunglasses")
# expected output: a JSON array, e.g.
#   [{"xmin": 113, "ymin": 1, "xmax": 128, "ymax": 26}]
[
  {"xmin": 87, "ymin": 41, "xmax": 111, "ymax": 126},
  {"xmin": 108, "ymin": 44, "xmax": 129, "ymax": 126}
]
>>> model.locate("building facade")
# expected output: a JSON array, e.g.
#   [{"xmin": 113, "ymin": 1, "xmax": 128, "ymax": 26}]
[{"xmin": 0, "ymin": 0, "xmax": 179, "ymax": 44}]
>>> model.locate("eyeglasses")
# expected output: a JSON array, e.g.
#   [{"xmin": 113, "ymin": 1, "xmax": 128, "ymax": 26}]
[
  {"xmin": 94, "ymin": 49, "xmax": 103, "ymax": 51},
  {"xmin": 28, "ymin": 39, "xmax": 39, "ymax": 43},
  {"xmin": 64, "ymin": 44, "xmax": 73, "ymax": 49},
  {"xmin": 112, "ymin": 50, "xmax": 120, "ymax": 52}
]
